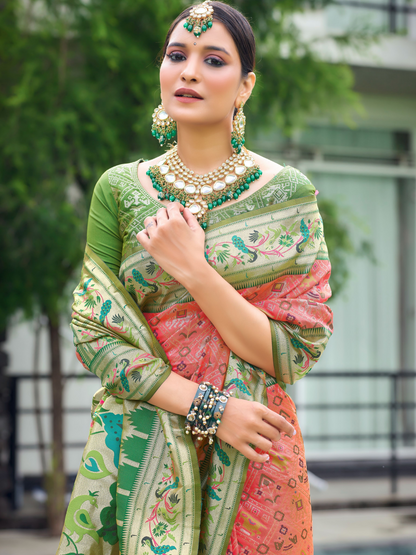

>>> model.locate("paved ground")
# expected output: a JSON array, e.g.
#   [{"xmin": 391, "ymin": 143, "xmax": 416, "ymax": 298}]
[
  {"xmin": 2, "ymin": 477, "xmax": 416, "ymax": 554},
  {"xmin": 2, "ymin": 508, "xmax": 416, "ymax": 555},
  {"xmin": 313, "ymin": 506, "xmax": 416, "ymax": 548},
  {"xmin": 2, "ymin": 507, "xmax": 416, "ymax": 555},
  {"xmin": 1, "ymin": 530, "xmax": 58, "ymax": 555}
]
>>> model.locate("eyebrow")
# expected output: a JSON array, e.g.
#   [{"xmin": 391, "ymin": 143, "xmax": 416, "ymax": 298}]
[{"xmin": 167, "ymin": 42, "xmax": 231, "ymax": 56}]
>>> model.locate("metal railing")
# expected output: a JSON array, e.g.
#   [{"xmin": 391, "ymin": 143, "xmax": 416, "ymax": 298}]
[
  {"xmin": 5, "ymin": 371, "xmax": 416, "ymax": 509},
  {"xmin": 296, "ymin": 371, "xmax": 416, "ymax": 495}
]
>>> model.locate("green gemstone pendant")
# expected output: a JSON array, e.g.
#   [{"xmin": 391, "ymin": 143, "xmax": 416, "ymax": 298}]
[
  {"xmin": 185, "ymin": 1, "xmax": 214, "ymax": 38},
  {"xmin": 147, "ymin": 146, "xmax": 262, "ymax": 231}
]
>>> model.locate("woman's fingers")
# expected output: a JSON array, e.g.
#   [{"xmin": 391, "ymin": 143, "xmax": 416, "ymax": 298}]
[
  {"xmin": 143, "ymin": 215, "xmax": 157, "ymax": 230},
  {"xmin": 217, "ymin": 428, "xmax": 271, "ymax": 463},
  {"xmin": 137, "ymin": 216, "xmax": 157, "ymax": 244},
  {"xmin": 155, "ymin": 207, "xmax": 169, "ymax": 226},
  {"xmin": 257, "ymin": 420, "xmax": 281, "ymax": 443},
  {"xmin": 166, "ymin": 201, "xmax": 185, "ymax": 221},
  {"xmin": 182, "ymin": 207, "xmax": 202, "ymax": 231},
  {"xmin": 243, "ymin": 445, "xmax": 270, "ymax": 463},
  {"xmin": 142, "ymin": 203, "xmax": 186, "ymax": 234},
  {"xmin": 216, "ymin": 398, "xmax": 297, "ymax": 463},
  {"xmin": 261, "ymin": 406, "xmax": 296, "ymax": 438},
  {"xmin": 252, "ymin": 434, "xmax": 274, "ymax": 453}
]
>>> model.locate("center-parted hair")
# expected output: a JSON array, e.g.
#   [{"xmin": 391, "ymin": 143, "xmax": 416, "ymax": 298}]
[{"xmin": 162, "ymin": 1, "xmax": 256, "ymax": 76}]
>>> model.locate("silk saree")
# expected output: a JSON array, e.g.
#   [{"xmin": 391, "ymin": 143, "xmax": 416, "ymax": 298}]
[{"xmin": 56, "ymin": 161, "xmax": 333, "ymax": 555}]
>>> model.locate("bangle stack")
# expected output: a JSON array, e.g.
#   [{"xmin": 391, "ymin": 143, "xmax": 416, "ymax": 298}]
[{"xmin": 185, "ymin": 382, "xmax": 231, "ymax": 444}]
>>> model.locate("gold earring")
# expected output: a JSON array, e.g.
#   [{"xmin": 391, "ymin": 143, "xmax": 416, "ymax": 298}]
[
  {"xmin": 231, "ymin": 102, "xmax": 246, "ymax": 154},
  {"xmin": 151, "ymin": 103, "xmax": 177, "ymax": 147}
]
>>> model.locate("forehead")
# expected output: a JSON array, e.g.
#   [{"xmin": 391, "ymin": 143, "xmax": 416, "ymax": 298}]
[{"xmin": 168, "ymin": 18, "xmax": 239, "ymax": 56}]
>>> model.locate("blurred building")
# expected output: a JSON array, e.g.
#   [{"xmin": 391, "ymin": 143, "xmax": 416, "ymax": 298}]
[
  {"xmin": 2, "ymin": 0, "xmax": 416, "ymax": 517},
  {"xmin": 252, "ymin": 0, "xmax": 416, "ymax": 475}
]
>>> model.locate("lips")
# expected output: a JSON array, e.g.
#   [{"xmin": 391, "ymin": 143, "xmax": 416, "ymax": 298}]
[{"xmin": 174, "ymin": 88, "xmax": 203, "ymax": 99}]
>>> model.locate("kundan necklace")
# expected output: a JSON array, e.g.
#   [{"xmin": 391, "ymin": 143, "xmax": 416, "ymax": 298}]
[{"xmin": 146, "ymin": 146, "xmax": 262, "ymax": 229}]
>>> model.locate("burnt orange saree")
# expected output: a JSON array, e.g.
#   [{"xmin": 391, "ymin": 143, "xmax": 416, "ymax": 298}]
[{"xmin": 56, "ymin": 162, "xmax": 332, "ymax": 555}]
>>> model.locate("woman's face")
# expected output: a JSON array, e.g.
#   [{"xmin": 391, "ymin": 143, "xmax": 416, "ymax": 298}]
[{"xmin": 160, "ymin": 19, "xmax": 253, "ymax": 128}]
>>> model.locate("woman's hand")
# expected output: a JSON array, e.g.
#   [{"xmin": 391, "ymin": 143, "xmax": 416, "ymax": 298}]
[
  {"xmin": 216, "ymin": 396, "xmax": 296, "ymax": 463},
  {"xmin": 136, "ymin": 202, "xmax": 207, "ymax": 285}
]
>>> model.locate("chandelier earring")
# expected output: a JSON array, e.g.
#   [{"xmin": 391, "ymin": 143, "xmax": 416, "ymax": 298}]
[
  {"xmin": 151, "ymin": 103, "xmax": 177, "ymax": 147},
  {"xmin": 231, "ymin": 102, "xmax": 246, "ymax": 154}
]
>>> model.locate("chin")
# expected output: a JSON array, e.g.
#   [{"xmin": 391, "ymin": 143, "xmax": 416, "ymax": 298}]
[{"xmin": 170, "ymin": 110, "xmax": 211, "ymax": 127}]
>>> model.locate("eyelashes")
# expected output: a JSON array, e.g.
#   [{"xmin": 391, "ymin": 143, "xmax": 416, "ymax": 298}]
[
  {"xmin": 206, "ymin": 57, "xmax": 225, "ymax": 67},
  {"xmin": 167, "ymin": 52, "xmax": 186, "ymax": 63},
  {"xmin": 166, "ymin": 52, "xmax": 225, "ymax": 67}
]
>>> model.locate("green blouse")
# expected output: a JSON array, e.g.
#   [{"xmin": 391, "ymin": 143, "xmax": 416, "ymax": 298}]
[{"xmin": 86, "ymin": 159, "xmax": 316, "ymax": 275}]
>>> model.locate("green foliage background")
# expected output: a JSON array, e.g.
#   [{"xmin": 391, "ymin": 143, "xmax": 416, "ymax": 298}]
[{"xmin": 0, "ymin": 0, "xmax": 368, "ymax": 328}]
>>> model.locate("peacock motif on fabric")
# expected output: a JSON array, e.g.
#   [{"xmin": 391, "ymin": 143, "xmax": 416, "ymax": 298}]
[{"xmin": 56, "ymin": 161, "xmax": 332, "ymax": 555}]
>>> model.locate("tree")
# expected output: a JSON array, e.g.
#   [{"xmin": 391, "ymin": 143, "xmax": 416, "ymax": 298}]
[{"xmin": 0, "ymin": 0, "xmax": 374, "ymax": 533}]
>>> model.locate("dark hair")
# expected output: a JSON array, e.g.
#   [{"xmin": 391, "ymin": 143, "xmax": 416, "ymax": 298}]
[{"xmin": 162, "ymin": 1, "xmax": 256, "ymax": 76}]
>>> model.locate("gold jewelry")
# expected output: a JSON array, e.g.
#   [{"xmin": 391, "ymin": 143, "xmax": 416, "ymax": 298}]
[
  {"xmin": 184, "ymin": 1, "xmax": 214, "ymax": 38},
  {"xmin": 147, "ymin": 146, "xmax": 262, "ymax": 229},
  {"xmin": 151, "ymin": 104, "xmax": 177, "ymax": 147},
  {"xmin": 231, "ymin": 103, "xmax": 246, "ymax": 154}
]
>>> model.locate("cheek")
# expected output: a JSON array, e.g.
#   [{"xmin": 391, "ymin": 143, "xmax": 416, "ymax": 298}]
[
  {"xmin": 160, "ymin": 61, "xmax": 176, "ymax": 92},
  {"xmin": 205, "ymin": 68, "xmax": 240, "ymax": 99}
]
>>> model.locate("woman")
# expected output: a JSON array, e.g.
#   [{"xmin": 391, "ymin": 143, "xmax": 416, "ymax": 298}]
[{"xmin": 57, "ymin": 2, "xmax": 333, "ymax": 554}]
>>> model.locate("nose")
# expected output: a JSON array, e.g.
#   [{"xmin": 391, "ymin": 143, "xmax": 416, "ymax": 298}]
[{"xmin": 180, "ymin": 55, "xmax": 200, "ymax": 83}]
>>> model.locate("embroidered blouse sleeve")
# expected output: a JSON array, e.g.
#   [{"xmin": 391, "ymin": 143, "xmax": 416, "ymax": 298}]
[
  {"xmin": 71, "ymin": 170, "xmax": 171, "ymax": 402},
  {"xmin": 87, "ymin": 172, "xmax": 122, "ymax": 275},
  {"xmin": 287, "ymin": 169, "xmax": 316, "ymax": 201}
]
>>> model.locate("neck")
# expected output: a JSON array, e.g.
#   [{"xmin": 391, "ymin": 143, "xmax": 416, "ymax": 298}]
[{"xmin": 175, "ymin": 122, "xmax": 234, "ymax": 174}]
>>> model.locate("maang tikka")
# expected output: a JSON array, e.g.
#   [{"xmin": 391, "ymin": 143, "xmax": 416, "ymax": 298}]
[
  {"xmin": 231, "ymin": 103, "xmax": 246, "ymax": 154},
  {"xmin": 151, "ymin": 103, "xmax": 177, "ymax": 147},
  {"xmin": 184, "ymin": 1, "xmax": 214, "ymax": 38}
]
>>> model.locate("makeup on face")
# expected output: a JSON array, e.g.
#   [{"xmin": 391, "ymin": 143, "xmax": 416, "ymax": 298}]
[
  {"xmin": 160, "ymin": 20, "xmax": 244, "ymax": 125},
  {"xmin": 174, "ymin": 87, "xmax": 204, "ymax": 103}
]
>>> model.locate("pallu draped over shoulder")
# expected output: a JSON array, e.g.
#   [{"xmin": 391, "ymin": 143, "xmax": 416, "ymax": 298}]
[{"xmin": 56, "ymin": 160, "xmax": 333, "ymax": 555}]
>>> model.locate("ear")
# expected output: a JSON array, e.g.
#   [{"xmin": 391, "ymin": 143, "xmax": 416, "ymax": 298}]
[{"xmin": 236, "ymin": 72, "xmax": 256, "ymax": 108}]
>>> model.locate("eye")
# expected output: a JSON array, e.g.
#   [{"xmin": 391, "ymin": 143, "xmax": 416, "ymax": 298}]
[
  {"xmin": 205, "ymin": 56, "xmax": 225, "ymax": 67},
  {"xmin": 167, "ymin": 52, "xmax": 186, "ymax": 62}
]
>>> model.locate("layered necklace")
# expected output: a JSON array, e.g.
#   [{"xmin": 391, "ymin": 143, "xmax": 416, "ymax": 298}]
[{"xmin": 147, "ymin": 145, "xmax": 262, "ymax": 229}]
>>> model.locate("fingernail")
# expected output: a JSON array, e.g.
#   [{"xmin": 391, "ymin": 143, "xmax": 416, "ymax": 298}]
[
  {"xmin": 265, "ymin": 454, "xmax": 270, "ymax": 461},
  {"xmin": 292, "ymin": 429, "xmax": 297, "ymax": 436}
]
